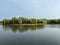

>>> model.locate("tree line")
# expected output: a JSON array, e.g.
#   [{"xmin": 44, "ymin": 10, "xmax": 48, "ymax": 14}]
[
  {"xmin": 1, "ymin": 17, "xmax": 60, "ymax": 25},
  {"xmin": 47, "ymin": 19, "xmax": 60, "ymax": 24},
  {"xmin": 2, "ymin": 17, "xmax": 47, "ymax": 25}
]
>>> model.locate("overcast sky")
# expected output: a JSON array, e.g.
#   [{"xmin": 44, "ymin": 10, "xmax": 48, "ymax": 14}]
[{"xmin": 0, "ymin": 0, "xmax": 60, "ymax": 20}]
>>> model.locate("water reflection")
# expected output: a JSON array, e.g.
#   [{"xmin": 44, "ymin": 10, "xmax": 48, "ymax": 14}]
[
  {"xmin": 1, "ymin": 25, "xmax": 60, "ymax": 45},
  {"xmin": 3, "ymin": 25, "xmax": 45, "ymax": 32},
  {"xmin": 46, "ymin": 24, "xmax": 60, "ymax": 28}
]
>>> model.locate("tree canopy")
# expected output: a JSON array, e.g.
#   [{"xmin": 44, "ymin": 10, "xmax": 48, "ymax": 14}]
[{"xmin": 2, "ymin": 17, "xmax": 47, "ymax": 25}]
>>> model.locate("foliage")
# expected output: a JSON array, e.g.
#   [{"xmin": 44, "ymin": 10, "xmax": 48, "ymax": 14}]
[
  {"xmin": 47, "ymin": 19, "xmax": 60, "ymax": 24},
  {"xmin": 2, "ymin": 17, "xmax": 47, "ymax": 25}
]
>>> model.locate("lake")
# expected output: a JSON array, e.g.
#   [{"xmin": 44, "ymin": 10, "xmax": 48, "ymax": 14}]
[{"xmin": 0, "ymin": 24, "xmax": 60, "ymax": 45}]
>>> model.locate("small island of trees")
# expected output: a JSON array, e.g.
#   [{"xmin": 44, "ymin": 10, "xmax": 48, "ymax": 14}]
[
  {"xmin": 1, "ymin": 17, "xmax": 47, "ymax": 25},
  {"xmin": 0, "ymin": 17, "xmax": 60, "ymax": 25}
]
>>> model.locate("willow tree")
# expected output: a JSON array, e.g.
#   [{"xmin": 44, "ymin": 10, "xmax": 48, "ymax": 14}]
[
  {"xmin": 29, "ymin": 18, "xmax": 37, "ymax": 24},
  {"xmin": 22, "ymin": 18, "xmax": 31, "ymax": 24},
  {"xmin": 2, "ymin": 19, "xmax": 9, "ymax": 24},
  {"xmin": 36, "ymin": 19, "xmax": 47, "ymax": 24},
  {"xmin": 42, "ymin": 20, "xmax": 47, "ymax": 24},
  {"xmin": 18, "ymin": 17, "xmax": 24, "ymax": 24},
  {"xmin": 12, "ymin": 17, "xmax": 18, "ymax": 24}
]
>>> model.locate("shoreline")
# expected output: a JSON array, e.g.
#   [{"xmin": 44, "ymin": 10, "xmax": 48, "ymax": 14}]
[{"xmin": 6, "ymin": 24, "xmax": 46, "ymax": 26}]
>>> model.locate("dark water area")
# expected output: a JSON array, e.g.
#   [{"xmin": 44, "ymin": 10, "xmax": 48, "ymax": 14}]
[{"xmin": 0, "ymin": 24, "xmax": 60, "ymax": 45}]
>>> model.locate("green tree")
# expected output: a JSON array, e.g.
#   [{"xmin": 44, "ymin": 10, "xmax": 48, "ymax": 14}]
[
  {"xmin": 3, "ymin": 19, "xmax": 9, "ymax": 24},
  {"xmin": 12, "ymin": 17, "xmax": 18, "ymax": 24},
  {"xmin": 18, "ymin": 17, "xmax": 24, "ymax": 24},
  {"xmin": 29, "ymin": 18, "xmax": 37, "ymax": 24}
]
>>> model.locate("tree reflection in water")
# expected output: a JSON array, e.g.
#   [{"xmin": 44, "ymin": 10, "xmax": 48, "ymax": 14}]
[{"xmin": 2, "ymin": 25, "xmax": 45, "ymax": 32}]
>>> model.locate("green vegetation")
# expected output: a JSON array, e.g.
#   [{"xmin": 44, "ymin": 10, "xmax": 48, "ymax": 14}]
[
  {"xmin": 47, "ymin": 19, "xmax": 60, "ymax": 24},
  {"xmin": 2, "ymin": 17, "xmax": 47, "ymax": 25},
  {"xmin": 2, "ymin": 17, "xmax": 60, "ymax": 25},
  {"xmin": 0, "ymin": 21, "xmax": 2, "ymax": 24}
]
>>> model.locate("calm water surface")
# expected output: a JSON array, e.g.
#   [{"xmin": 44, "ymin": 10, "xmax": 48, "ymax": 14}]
[{"xmin": 0, "ymin": 24, "xmax": 60, "ymax": 45}]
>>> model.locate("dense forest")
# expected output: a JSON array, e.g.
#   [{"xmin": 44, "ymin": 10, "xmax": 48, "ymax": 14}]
[
  {"xmin": 47, "ymin": 19, "xmax": 60, "ymax": 24},
  {"xmin": 1, "ymin": 17, "xmax": 47, "ymax": 25},
  {"xmin": 0, "ymin": 17, "xmax": 60, "ymax": 25}
]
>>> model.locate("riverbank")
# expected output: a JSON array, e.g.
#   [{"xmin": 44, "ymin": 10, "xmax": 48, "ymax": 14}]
[{"xmin": 7, "ymin": 24, "xmax": 46, "ymax": 26}]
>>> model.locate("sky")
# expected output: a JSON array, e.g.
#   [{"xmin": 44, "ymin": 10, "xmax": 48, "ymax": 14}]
[{"xmin": 0, "ymin": 0, "xmax": 60, "ymax": 20}]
